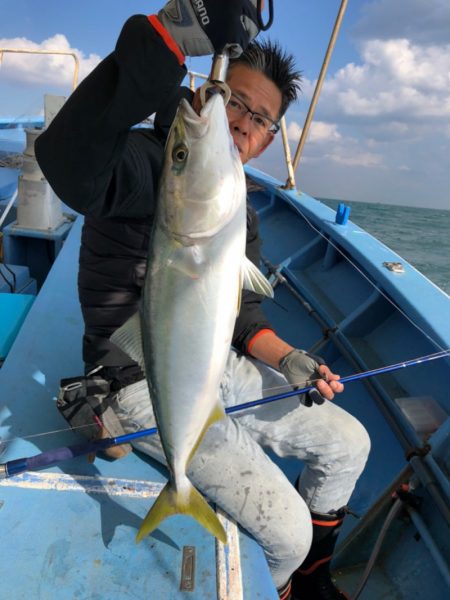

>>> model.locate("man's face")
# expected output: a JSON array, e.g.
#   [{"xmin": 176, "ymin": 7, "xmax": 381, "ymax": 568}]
[
  {"xmin": 225, "ymin": 64, "xmax": 282, "ymax": 164},
  {"xmin": 193, "ymin": 64, "xmax": 282, "ymax": 164}
]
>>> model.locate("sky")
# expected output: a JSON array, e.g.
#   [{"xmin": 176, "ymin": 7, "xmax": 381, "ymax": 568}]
[{"xmin": 1, "ymin": 0, "xmax": 449, "ymax": 210}]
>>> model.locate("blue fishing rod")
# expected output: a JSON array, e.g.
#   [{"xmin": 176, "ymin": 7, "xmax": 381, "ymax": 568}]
[{"xmin": 1, "ymin": 349, "xmax": 449, "ymax": 478}]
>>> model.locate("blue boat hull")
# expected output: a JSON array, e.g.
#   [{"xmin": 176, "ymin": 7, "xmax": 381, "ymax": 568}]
[{"xmin": 0, "ymin": 165, "xmax": 449, "ymax": 598}]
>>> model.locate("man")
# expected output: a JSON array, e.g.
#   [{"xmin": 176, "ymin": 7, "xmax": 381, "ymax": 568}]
[{"xmin": 36, "ymin": 2, "xmax": 370, "ymax": 598}]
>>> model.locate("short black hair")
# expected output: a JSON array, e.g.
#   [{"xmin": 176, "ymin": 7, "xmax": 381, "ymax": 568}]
[{"xmin": 228, "ymin": 40, "xmax": 302, "ymax": 119}]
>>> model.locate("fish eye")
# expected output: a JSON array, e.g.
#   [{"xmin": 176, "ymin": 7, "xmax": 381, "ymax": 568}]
[{"xmin": 172, "ymin": 144, "xmax": 189, "ymax": 163}]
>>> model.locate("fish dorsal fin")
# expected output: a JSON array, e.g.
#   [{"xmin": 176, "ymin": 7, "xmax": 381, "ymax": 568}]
[
  {"xmin": 110, "ymin": 312, "xmax": 145, "ymax": 372},
  {"xmin": 241, "ymin": 257, "xmax": 274, "ymax": 298}
]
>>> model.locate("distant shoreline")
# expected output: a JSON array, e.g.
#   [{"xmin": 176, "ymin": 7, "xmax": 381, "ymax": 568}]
[{"xmin": 316, "ymin": 197, "xmax": 450, "ymax": 213}]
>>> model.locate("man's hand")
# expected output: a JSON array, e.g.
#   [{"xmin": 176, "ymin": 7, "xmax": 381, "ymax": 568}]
[
  {"xmin": 279, "ymin": 349, "xmax": 344, "ymax": 407},
  {"xmin": 158, "ymin": 0, "xmax": 260, "ymax": 57}
]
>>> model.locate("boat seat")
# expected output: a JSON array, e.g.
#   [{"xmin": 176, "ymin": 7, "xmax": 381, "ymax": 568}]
[{"xmin": 0, "ymin": 292, "xmax": 34, "ymax": 363}]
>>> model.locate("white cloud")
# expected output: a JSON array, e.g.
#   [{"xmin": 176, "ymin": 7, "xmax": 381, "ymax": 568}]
[
  {"xmin": 0, "ymin": 35, "xmax": 101, "ymax": 89},
  {"xmin": 263, "ymin": 1, "xmax": 450, "ymax": 209},
  {"xmin": 352, "ymin": 0, "xmax": 450, "ymax": 46},
  {"xmin": 287, "ymin": 120, "xmax": 342, "ymax": 143},
  {"xmin": 322, "ymin": 38, "xmax": 450, "ymax": 120},
  {"xmin": 324, "ymin": 150, "xmax": 383, "ymax": 168},
  {"xmin": 283, "ymin": 117, "xmax": 384, "ymax": 169},
  {"xmin": 255, "ymin": 0, "xmax": 450, "ymax": 211}
]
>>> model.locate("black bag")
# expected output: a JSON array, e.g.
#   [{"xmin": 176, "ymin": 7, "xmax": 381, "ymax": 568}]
[
  {"xmin": 56, "ymin": 373, "xmax": 132, "ymax": 458},
  {"xmin": 56, "ymin": 374, "xmax": 112, "ymax": 440}
]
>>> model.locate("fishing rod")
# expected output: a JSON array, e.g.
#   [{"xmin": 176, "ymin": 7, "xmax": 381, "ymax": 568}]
[{"xmin": 1, "ymin": 349, "xmax": 449, "ymax": 479}]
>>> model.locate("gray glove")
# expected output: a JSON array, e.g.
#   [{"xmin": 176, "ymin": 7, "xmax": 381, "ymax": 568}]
[
  {"xmin": 279, "ymin": 349, "xmax": 327, "ymax": 407},
  {"xmin": 158, "ymin": 0, "xmax": 259, "ymax": 57}
]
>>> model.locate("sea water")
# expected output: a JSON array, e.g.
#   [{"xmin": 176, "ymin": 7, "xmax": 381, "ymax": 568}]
[{"xmin": 320, "ymin": 199, "xmax": 450, "ymax": 296}]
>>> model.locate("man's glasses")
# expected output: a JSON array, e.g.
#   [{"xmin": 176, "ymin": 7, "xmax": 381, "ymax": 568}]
[
  {"xmin": 204, "ymin": 87, "xmax": 280, "ymax": 134},
  {"xmin": 226, "ymin": 93, "xmax": 280, "ymax": 134}
]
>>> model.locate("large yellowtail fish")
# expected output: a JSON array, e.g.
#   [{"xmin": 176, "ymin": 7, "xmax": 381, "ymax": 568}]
[{"xmin": 111, "ymin": 93, "xmax": 273, "ymax": 544}]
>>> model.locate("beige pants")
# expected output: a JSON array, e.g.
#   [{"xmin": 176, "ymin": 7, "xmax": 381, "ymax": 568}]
[{"xmin": 112, "ymin": 350, "xmax": 370, "ymax": 587}]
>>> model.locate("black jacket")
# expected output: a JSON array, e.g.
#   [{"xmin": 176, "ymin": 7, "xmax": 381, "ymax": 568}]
[{"xmin": 36, "ymin": 15, "xmax": 273, "ymax": 378}]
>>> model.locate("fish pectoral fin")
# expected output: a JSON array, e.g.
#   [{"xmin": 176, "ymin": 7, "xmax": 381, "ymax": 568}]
[
  {"xmin": 237, "ymin": 284, "xmax": 242, "ymax": 313},
  {"xmin": 241, "ymin": 257, "xmax": 274, "ymax": 298},
  {"xmin": 110, "ymin": 312, "xmax": 145, "ymax": 372},
  {"xmin": 169, "ymin": 244, "xmax": 206, "ymax": 279},
  {"xmin": 136, "ymin": 479, "xmax": 227, "ymax": 544}
]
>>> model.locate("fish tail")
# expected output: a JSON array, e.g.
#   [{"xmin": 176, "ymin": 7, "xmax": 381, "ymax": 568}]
[{"xmin": 136, "ymin": 479, "xmax": 227, "ymax": 544}]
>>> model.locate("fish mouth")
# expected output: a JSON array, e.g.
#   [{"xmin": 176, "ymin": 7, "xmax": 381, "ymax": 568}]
[{"xmin": 178, "ymin": 95, "xmax": 225, "ymax": 138}]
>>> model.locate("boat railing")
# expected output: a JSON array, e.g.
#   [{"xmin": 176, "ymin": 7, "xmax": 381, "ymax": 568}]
[
  {"xmin": 287, "ymin": 0, "xmax": 348, "ymax": 189},
  {"xmin": 0, "ymin": 48, "xmax": 80, "ymax": 91}
]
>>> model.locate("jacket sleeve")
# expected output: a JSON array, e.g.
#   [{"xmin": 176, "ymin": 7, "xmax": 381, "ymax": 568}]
[
  {"xmin": 35, "ymin": 15, "xmax": 187, "ymax": 218},
  {"xmin": 232, "ymin": 204, "xmax": 275, "ymax": 354}
]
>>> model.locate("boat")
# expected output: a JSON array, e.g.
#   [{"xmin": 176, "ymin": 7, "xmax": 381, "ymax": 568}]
[{"xmin": 1, "ymin": 5, "xmax": 449, "ymax": 599}]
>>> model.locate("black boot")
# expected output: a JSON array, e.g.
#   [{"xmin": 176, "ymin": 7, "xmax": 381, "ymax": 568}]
[
  {"xmin": 277, "ymin": 578, "xmax": 292, "ymax": 600},
  {"xmin": 291, "ymin": 509, "xmax": 349, "ymax": 600}
]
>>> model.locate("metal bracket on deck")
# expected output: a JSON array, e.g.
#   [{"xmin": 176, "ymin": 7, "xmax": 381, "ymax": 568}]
[
  {"xmin": 383, "ymin": 261, "xmax": 405, "ymax": 273},
  {"xmin": 180, "ymin": 546, "xmax": 196, "ymax": 592}
]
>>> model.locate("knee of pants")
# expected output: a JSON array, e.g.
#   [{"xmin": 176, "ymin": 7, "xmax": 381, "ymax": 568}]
[
  {"xmin": 333, "ymin": 416, "xmax": 371, "ymax": 475},
  {"xmin": 266, "ymin": 504, "xmax": 313, "ymax": 588},
  {"xmin": 267, "ymin": 500, "xmax": 313, "ymax": 563},
  {"xmin": 301, "ymin": 411, "xmax": 371, "ymax": 479}
]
